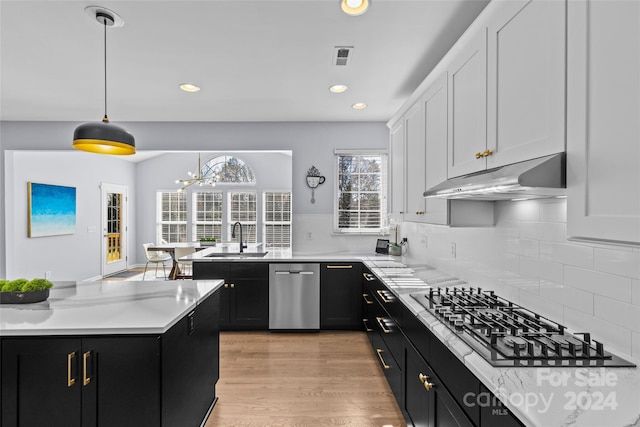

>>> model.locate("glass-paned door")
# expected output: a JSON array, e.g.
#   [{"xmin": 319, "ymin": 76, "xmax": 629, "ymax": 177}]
[{"xmin": 102, "ymin": 183, "xmax": 128, "ymax": 276}]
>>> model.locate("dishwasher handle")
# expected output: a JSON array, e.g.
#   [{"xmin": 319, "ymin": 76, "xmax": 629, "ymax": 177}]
[{"xmin": 274, "ymin": 271, "xmax": 315, "ymax": 275}]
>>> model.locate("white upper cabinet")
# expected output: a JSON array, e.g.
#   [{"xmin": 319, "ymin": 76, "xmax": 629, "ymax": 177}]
[
  {"xmin": 486, "ymin": 0, "xmax": 566, "ymax": 169},
  {"xmin": 404, "ymin": 100, "xmax": 426, "ymax": 222},
  {"xmin": 447, "ymin": 28, "xmax": 488, "ymax": 178},
  {"xmin": 389, "ymin": 121, "xmax": 406, "ymax": 219},
  {"xmin": 423, "ymin": 73, "xmax": 449, "ymax": 225},
  {"xmin": 566, "ymin": 0, "xmax": 640, "ymax": 245}
]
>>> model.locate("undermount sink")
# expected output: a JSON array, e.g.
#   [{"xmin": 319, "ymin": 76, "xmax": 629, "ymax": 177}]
[{"xmin": 205, "ymin": 252, "xmax": 268, "ymax": 258}]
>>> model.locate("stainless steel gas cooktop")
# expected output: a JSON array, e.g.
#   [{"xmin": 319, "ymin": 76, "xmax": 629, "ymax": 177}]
[{"xmin": 411, "ymin": 287, "xmax": 636, "ymax": 368}]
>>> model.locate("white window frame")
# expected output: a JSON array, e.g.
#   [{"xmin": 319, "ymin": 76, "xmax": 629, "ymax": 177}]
[
  {"xmin": 333, "ymin": 150, "xmax": 388, "ymax": 234},
  {"xmin": 263, "ymin": 190, "xmax": 292, "ymax": 248},
  {"xmin": 192, "ymin": 191, "xmax": 224, "ymax": 241},
  {"xmin": 227, "ymin": 191, "xmax": 258, "ymax": 243},
  {"xmin": 156, "ymin": 191, "xmax": 188, "ymax": 243}
]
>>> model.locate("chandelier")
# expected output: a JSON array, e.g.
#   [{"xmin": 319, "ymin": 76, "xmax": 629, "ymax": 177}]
[{"xmin": 175, "ymin": 153, "xmax": 217, "ymax": 192}]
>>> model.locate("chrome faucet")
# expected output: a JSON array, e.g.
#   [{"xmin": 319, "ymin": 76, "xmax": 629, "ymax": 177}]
[{"xmin": 231, "ymin": 221, "xmax": 246, "ymax": 253}]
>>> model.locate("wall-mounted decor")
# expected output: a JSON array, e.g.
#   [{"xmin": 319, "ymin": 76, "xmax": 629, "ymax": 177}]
[
  {"xmin": 306, "ymin": 165, "xmax": 325, "ymax": 204},
  {"xmin": 28, "ymin": 182, "xmax": 76, "ymax": 237}
]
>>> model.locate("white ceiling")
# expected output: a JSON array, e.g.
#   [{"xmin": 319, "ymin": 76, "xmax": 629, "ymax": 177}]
[{"xmin": 0, "ymin": 0, "xmax": 489, "ymax": 123}]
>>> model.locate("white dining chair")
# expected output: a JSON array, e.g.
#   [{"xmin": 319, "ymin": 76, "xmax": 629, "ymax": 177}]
[
  {"xmin": 142, "ymin": 243, "xmax": 172, "ymax": 280},
  {"xmin": 174, "ymin": 246, "xmax": 196, "ymax": 279}
]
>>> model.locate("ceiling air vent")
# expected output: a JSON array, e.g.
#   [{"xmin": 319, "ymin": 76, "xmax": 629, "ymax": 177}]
[{"xmin": 333, "ymin": 46, "xmax": 354, "ymax": 67}]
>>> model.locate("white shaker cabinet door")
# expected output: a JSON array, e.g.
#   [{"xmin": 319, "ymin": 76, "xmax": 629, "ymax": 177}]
[
  {"xmin": 423, "ymin": 73, "xmax": 449, "ymax": 225},
  {"xmin": 447, "ymin": 28, "xmax": 488, "ymax": 178},
  {"xmin": 389, "ymin": 121, "xmax": 406, "ymax": 219},
  {"xmin": 404, "ymin": 100, "xmax": 426, "ymax": 222},
  {"xmin": 567, "ymin": 0, "xmax": 640, "ymax": 245},
  {"xmin": 486, "ymin": 0, "xmax": 566, "ymax": 168}
]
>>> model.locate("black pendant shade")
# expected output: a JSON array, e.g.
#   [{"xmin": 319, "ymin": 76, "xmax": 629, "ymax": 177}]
[
  {"xmin": 73, "ymin": 8, "xmax": 135, "ymax": 155},
  {"xmin": 73, "ymin": 116, "xmax": 135, "ymax": 155}
]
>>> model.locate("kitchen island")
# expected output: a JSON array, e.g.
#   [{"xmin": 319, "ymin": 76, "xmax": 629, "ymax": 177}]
[{"xmin": 0, "ymin": 279, "xmax": 223, "ymax": 427}]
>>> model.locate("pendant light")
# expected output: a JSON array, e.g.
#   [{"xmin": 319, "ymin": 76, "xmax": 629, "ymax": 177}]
[
  {"xmin": 341, "ymin": 0, "xmax": 369, "ymax": 16},
  {"xmin": 73, "ymin": 8, "xmax": 135, "ymax": 155}
]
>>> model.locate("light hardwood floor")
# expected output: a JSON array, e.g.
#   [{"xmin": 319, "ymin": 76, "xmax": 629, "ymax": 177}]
[{"xmin": 205, "ymin": 331, "xmax": 407, "ymax": 427}]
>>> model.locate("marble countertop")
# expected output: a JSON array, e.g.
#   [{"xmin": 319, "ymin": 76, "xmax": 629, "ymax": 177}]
[
  {"xmin": 0, "ymin": 279, "xmax": 223, "ymax": 336},
  {"xmin": 182, "ymin": 246, "xmax": 402, "ymax": 263},
  {"xmin": 371, "ymin": 264, "xmax": 640, "ymax": 427}
]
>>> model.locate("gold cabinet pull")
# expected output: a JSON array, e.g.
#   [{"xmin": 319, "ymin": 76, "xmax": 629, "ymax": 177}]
[
  {"xmin": 224, "ymin": 283, "xmax": 229, "ymax": 288},
  {"xmin": 327, "ymin": 265, "xmax": 353, "ymax": 269},
  {"xmin": 376, "ymin": 289, "xmax": 394, "ymax": 303},
  {"xmin": 376, "ymin": 316, "xmax": 391, "ymax": 333},
  {"xmin": 362, "ymin": 318, "xmax": 373, "ymax": 332},
  {"xmin": 83, "ymin": 351, "xmax": 91, "ymax": 386},
  {"xmin": 230, "ymin": 283, "xmax": 235, "ymax": 288},
  {"xmin": 67, "ymin": 352, "xmax": 76, "ymax": 387},
  {"xmin": 362, "ymin": 293, "xmax": 374, "ymax": 305},
  {"xmin": 418, "ymin": 372, "xmax": 434, "ymax": 391},
  {"xmin": 475, "ymin": 152, "xmax": 483, "ymax": 159},
  {"xmin": 362, "ymin": 273, "xmax": 376, "ymax": 282},
  {"xmin": 482, "ymin": 149, "xmax": 493, "ymax": 157},
  {"xmin": 375, "ymin": 349, "xmax": 390, "ymax": 369}
]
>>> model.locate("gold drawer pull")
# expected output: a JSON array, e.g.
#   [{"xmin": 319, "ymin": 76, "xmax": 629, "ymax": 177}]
[
  {"xmin": 376, "ymin": 289, "xmax": 394, "ymax": 303},
  {"xmin": 362, "ymin": 293, "xmax": 374, "ymax": 305},
  {"xmin": 418, "ymin": 372, "xmax": 434, "ymax": 391},
  {"xmin": 376, "ymin": 316, "xmax": 391, "ymax": 333},
  {"xmin": 67, "ymin": 352, "xmax": 76, "ymax": 387},
  {"xmin": 83, "ymin": 351, "xmax": 91, "ymax": 386},
  {"xmin": 376, "ymin": 349, "xmax": 390, "ymax": 369},
  {"xmin": 362, "ymin": 319, "xmax": 373, "ymax": 332},
  {"xmin": 327, "ymin": 265, "xmax": 353, "ymax": 269},
  {"xmin": 362, "ymin": 273, "xmax": 376, "ymax": 281}
]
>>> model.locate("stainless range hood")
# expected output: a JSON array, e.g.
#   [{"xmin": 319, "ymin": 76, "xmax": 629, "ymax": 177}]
[{"xmin": 423, "ymin": 153, "xmax": 566, "ymax": 201}]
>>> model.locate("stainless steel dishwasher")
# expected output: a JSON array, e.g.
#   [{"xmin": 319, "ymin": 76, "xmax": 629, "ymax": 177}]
[{"xmin": 269, "ymin": 263, "xmax": 320, "ymax": 330}]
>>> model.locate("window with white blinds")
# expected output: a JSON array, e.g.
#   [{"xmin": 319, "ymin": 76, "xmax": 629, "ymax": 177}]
[
  {"xmin": 228, "ymin": 192, "xmax": 257, "ymax": 243},
  {"xmin": 157, "ymin": 191, "xmax": 187, "ymax": 243},
  {"xmin": 335, "ymin": 152, "xmax": 388, "ymax": 233},
  {"xmin": 263, "ymin": 191, "xmax": 292, "ymax": 248},
  {"xmin": 192, "ymin": 192, "xmax": 223, "ymax": 241}
]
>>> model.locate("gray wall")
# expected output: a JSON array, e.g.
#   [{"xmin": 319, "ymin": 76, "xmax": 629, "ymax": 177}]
[{"xmin": 4, "ymin": 150, "xmax": 136, "ymax": 280}]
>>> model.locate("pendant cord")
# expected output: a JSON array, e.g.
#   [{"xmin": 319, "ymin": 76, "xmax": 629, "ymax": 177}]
[{"xmin": 103, "ymin": 18, "xmax": 108, "ymax": 120}]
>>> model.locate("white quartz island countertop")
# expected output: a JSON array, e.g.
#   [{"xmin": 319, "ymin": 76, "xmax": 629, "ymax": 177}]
[{"xmin": 0, "ymin": 279, "xmax": 223, "ymax": 336}]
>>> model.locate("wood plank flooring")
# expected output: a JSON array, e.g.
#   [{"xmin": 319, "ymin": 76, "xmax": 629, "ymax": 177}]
[{"xmin": 205, "ymin": 331, "xmax": 406, "ymax": 427}]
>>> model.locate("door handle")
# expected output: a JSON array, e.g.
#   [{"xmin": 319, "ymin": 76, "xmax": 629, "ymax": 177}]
[
  {"xmin": 82, "ymin": 351, "xmax": 91, "ymax": 386},
  {"xmin": 376, "ymin": 349, "xmax": 390, "ymax": 369},
  {"xmin": 362, "ymin": 273, "xmax": 376, "ymax": 282},
  {"xmin": 376, "ymin": 317, "xmax": 391, "ymax": 333},
  {"xmin": 326, "ymin": 265, "xmax": 353, "ymax": 269},
  {"xmin": 376, "ymin": 290, "xmax": 394, "ymax": 303},
  {"xmin": 362, "ymin": 293, "xmax": 374, "ymax": 305},
  {"xmin": 67, "ymin": 352, "xmax": 76, "ymax": 387},
  {"xmin": 362, "ymin": 319, "xmax": 373, "ymax": 332}
]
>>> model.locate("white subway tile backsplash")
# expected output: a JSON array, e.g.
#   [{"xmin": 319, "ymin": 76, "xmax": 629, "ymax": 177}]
[
  {"xmin": 539, "ymin": 200, "xmax": 567, "ymax": 223},
  {"xmin": 564, "ymin": 266, "xmax": 632, "ymax": 302},
  {"xmin": 564, "ymin": 307, "xmax": 633, "ymax": 356},
  {"xmin": 594, "ymin": 296, "xmax": 640, "ymax": 332},
  {"xmin": 539, "ymin": 280, "xmax": 594, "ymax": 315},
  {"xmin": 401, "ymin": 198, "xmax": 637, "ymax": 362},
  {"xmin": 539, "ymin": 242, "xmax": 594, "ymax": 269},
  {"xmin": 520, "ymin": 256, "xmax": 563, "ymax": 283},
  {"xmin": 594, "ymin": 248, "xmax": 640, "ymax": 279}
]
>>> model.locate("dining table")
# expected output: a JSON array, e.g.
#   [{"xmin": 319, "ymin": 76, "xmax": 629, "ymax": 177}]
[{"xmin": 146, "ymin": 243, "xmax": 206, "ymax": 280}]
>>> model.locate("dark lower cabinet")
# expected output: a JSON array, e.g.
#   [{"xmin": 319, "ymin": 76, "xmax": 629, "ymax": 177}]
[
  {"xmin": 1, "ymin": 290, "xmax": 220, "ymax": 427},
  {"xmin": 404, "ymin": 342, "xmax": 474, "ymax": 427},
  {"xmin": 320, "ymin": 263, "xmax": 362, "ymax": 329},
  {"xmin": 194, "ymin": 262, "xmax": 269, "ymax": 330}
]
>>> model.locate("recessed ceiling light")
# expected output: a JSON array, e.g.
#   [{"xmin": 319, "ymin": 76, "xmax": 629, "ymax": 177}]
[
  {"xmin": 341, "ymin": 0, "xmax": 369, "ymax": 16},
  {"xmin": 179, "ymin": 83, "xmax": 200, "ymax": 93},
  {"xmin": 352, "ymin": 102, "xmax": 367, "ymax": 110},
  {"xmin": 329, "ymin": 84, "xmax": 348, "ymax": 93}
]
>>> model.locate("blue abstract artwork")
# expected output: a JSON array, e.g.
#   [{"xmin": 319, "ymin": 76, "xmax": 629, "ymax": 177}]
[{"xmin": 28, "ymin": 182, "xmax": 76, "ymax": 237}]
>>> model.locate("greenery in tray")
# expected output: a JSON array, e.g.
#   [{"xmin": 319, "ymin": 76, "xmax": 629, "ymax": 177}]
[
  {"xmin": 200, "ymin": 237, "xmax": 217, "ymax": 242},
  {"xmin": 0, "ymin": 278, "xmax": 53, "ymax": 293}
]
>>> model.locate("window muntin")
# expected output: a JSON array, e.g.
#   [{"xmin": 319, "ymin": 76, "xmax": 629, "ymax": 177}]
[
  {"xmin": 192, "ymin": 192, "xmax": 223, "ymax": 241},
  {"xmin": 228, "ymin": 192, "xmax": 257, "ymax": 243},
  {"xmin": 157, "ymin": 192, "xmax": 187, "ymax": 243},
  {"xmin": 202, "ymin": 155, "xmax": 256, "ymax": 184},
  {"xmin": 335, "ymin": 153, "xmax": 387, "ymax": 232},
  {"xmin": 264, "ymin": 191, "xmax": 292, "ymax": 248}
]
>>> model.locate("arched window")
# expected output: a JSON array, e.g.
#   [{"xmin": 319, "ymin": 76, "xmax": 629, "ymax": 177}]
[{"xmin": 201, "ymin": 155, "xmax": 256, "ymax": 184}]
